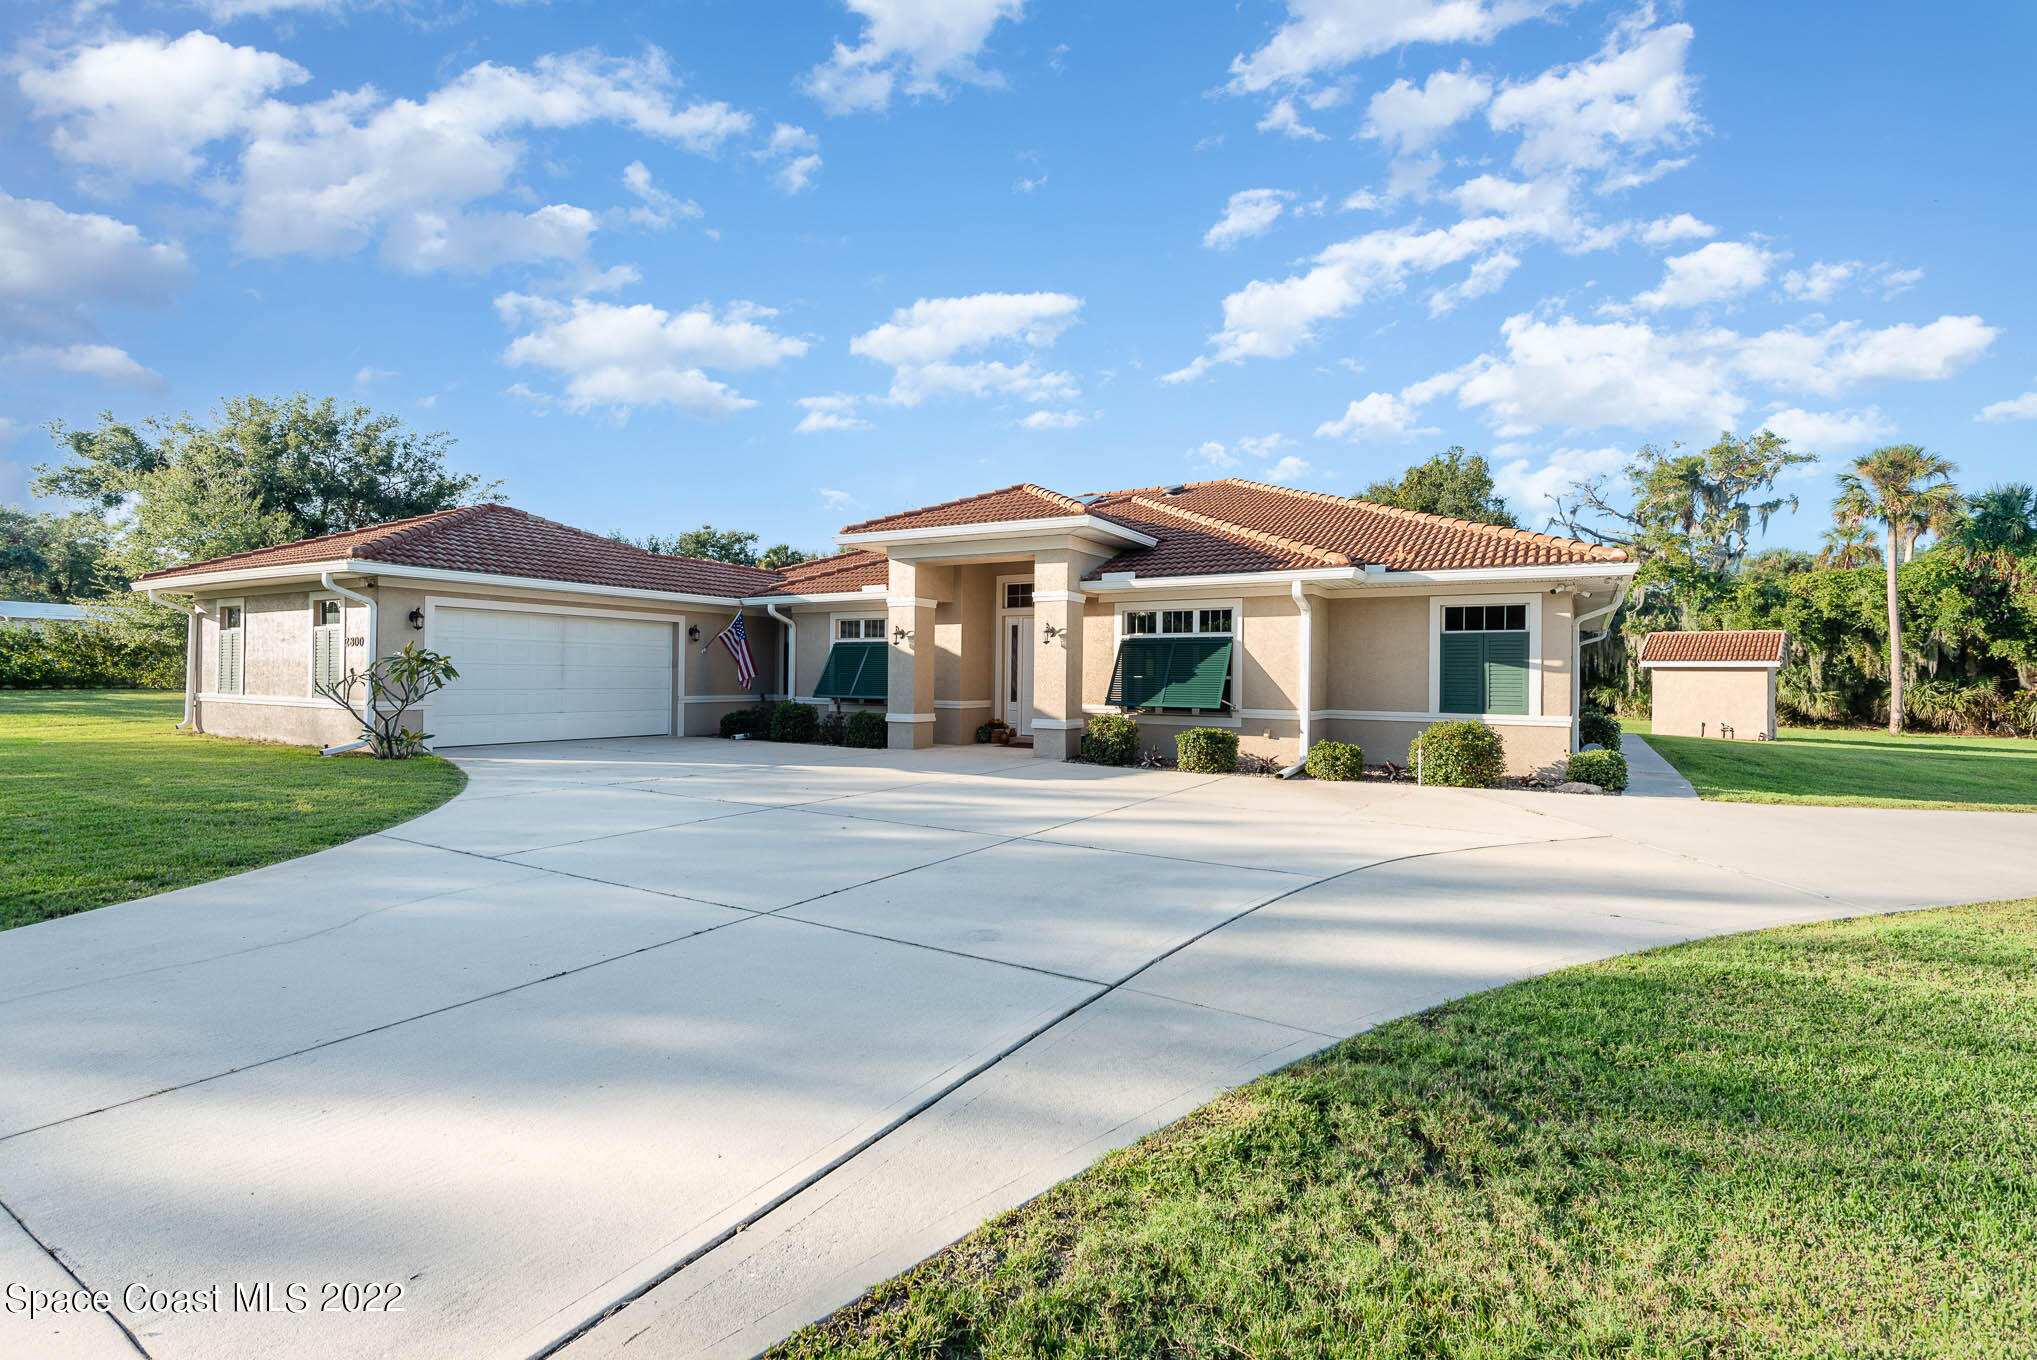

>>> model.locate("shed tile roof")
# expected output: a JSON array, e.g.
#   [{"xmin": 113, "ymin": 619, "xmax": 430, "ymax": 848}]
[
  {"xmin": 135, "ymin": 504, "xmax": 784, "ymax": 597},
  {"xmin": 1639, "ymin": 630, "xmax": 1790, "ymax": 664}
]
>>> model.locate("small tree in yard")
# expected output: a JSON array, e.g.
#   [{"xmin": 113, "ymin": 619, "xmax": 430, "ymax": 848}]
[{"xmin": 316, "ymin": 643, "xmax": 459, "ymax": 758}]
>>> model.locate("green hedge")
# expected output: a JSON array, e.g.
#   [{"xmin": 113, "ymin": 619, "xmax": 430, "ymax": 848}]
[
  {"xmin": 844, "ymin": 709, "xmax": 887, "ymax": 748},
  {"xmin": 1304, "ymin": 739, "xmax": 1364, "ymax": 781},
  {"xmin": 1176, "ymin": 726, "xmax": 1238, "ymax": 774},
  {"xmin": 1410, "ymin": 720, "xmax": 1507, "ymax": 788},
  {"xmin": 0, "ymin": 621, "xmax": 183, "ymax": 690},
  {"xmin": 720, "ymin": 705, "xmax": 770, "ymax": 738},
  {"xmin": 1565, "ymin": 749, "xmax": 1629, "ymax": 792},
  {"xmin": 1577, "ymin": 705, "xmax": 1622, "ymax": 751},
  {"xmin": 1082, "ymin": 713, "xmax": 1141, "ymax": 766},
  {"xmin": 769, "ymin": 701, "xmax": 818, "ymax": 742}
]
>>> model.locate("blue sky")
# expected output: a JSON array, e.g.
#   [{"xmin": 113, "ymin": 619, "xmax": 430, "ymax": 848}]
[{"xmin": 3, "ymin": 0, "xmax": 2033, "ymax": 555}]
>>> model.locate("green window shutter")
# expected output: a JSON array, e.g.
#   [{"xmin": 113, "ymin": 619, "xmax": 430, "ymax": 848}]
[
  {"xmin": 1482, "ymin": 631, "xmax": 1530, "ymax": 715},
  {"xmin": 1439, "ymin": 633, "xmax": 1483, "ymax": 713},
  {"xmin": 814, "ymin": 641, "xmax": 887, "ymax": 700},
  {"xmin": 1107, "ymin": 638, "xmax": 1232, "ymax": 710}
]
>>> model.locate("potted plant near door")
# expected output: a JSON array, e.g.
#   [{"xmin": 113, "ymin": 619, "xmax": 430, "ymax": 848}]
[{"xmin": 976, "ymin": 718, "xmax": 1014, "ymax": 744}]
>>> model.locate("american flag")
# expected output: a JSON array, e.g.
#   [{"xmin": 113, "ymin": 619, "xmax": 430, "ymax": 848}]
[{"xmin": 716, "ymin": 611, "xmax": 757, "ymax": 688}]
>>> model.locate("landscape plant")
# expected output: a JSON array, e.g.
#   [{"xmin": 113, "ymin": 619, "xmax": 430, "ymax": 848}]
[
  {"xmin": 1565, "ymin": 748, "xmax": 1629, "ymax": 791},
  {"xmin": 1081, "ymin": 713, "xmax": 1140, "ymax": 766},
  {"xmin": 1834, "ymin": 444, "xmax": 1962, "ymax": 733},
  {"xmin": 314, "ymin": 643, "xmax": 459, "ymax": 758},
  {"xmin": 720, "ymin": 705, "xmax": 769, "ymax": 738},
  {"xmin": 1577, "ymin": 705, "xmax": 1622, "ymax": 751},
  {"xmin": 1175, "ymin": 726, "xmax": 1238, "ymax": 774},
  {"xmin": 1304, "ymin": 739, "xmax": 1364, "ymax": 780},
  {"xmin": 844, "ymin": 709, "xmax": 887, "ymax": 748},
  {"xmin": 769, "ymin": 701, "xmax": 818, "ymax": 743},
  {"xmin": 1410, "ymin": 720, "xmax": 1506, "ymax": 787}
]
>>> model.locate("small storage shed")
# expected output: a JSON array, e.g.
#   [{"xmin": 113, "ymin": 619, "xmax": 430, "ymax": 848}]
[{"xmin": 1639, "ymin": 630, "xmax": 1787, "ymax": 740}]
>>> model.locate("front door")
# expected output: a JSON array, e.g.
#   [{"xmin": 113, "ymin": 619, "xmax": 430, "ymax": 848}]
[{"xmin": 1002, "ymin": 614, "xmax": 1035, "ymax": 737}]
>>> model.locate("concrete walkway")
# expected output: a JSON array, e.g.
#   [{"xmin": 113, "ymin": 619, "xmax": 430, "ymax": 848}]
[
  {"xmin": 1619, "ymin": 734, "xmax": 1699, "ymax": 797},
  {"xmin": 2, "ymin": 737, "xmax": 2030, "ymax": 1360}
]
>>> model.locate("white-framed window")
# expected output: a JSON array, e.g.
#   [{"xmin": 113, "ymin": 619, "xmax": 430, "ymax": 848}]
[
  {"xmin": 1109, "ymin": 599, "xmax": 1240, "ymax": 715},
  {"xmin": 1003, "ymin": 581, "xmax": 1034, "ymax": 609},
  {"xmin": 216, "ymin": 600, "xmax": 245, "ymax": 695},
  {"xmin": 1430, "ymin": 595, "xmax": 1541, "ymax": 718},
  {"xmin": 1122, "ymin": 607, "xmax": 1234, "ymax": 638},
  {"xmin": 835, "ymin": 616, "xmax": 885, "ymax": 640},
  {"xmin": 311, "ymin": 596, "xmax": 344, "ymax": 692}
]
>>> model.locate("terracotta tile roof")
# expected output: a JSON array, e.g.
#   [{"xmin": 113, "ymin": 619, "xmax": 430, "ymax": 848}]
[
  {"xmin": 136, "ymin": 504, "xmax": 784, "ymax": 597},
  {"xmin": 760, "ymin": 549, "xmax": 890, "ymax": 596},
  {"xmin": 1640, "ymin": 630, "xmax": 1789, "ymax": 664},
  {"xmin": 839, "ymin": 483, "xmax": 1096, "ymax": 533}
]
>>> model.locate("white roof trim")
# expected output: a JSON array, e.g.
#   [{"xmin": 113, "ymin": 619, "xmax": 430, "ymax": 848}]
[
  {"xmin": 1080, "ymin": 561, "xmax": 1634, "ymax": 593},
  {"xmin": 741, "ymin": 590, "xmax": 884, "ymax": 606},
  {"xmin": 137, "ymin": 558, "xmax": 756, "ymax": 607},
  {"xmin": 1640, "ymin": 658, "xmax": 1784, "ymax": 670},
  {"xmin": 836, "ymin": 513, "xmax": 1157, "ymax": 549}
]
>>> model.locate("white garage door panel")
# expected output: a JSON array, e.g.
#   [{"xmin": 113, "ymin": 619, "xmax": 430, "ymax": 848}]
[{"xmin": 429, "ymin": 608, "xmax": 675, "ymax": 746}]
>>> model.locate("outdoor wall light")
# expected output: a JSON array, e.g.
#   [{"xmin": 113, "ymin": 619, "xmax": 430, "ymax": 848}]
[
  {"xmin": 407, "ymin": 608, "xmax": 425, "ymax": 630},
  {"xmin": 1041, "ymin": 623, "xmax": 1063, "ymax": 642},
  {"xmin": 687, "ymin": 625, "xmax": 701, "ymax": 641},
  {"xmin": 893, "ymin": 624, "xmax": 911, "ymax": 642}
]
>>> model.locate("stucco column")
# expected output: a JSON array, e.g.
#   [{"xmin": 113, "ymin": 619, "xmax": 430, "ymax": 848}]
[
  {"xmin": 1030, "ymin": 548, "xmax": 1087, "ymax": 760},
  {"xmin": 886, "ymin": 558, "xmax": 939, "ymax": 750}
]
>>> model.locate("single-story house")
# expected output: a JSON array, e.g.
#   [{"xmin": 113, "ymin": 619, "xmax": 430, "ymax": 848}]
[
  {"xmin": 133, "ymin": 479, "xmax": 1635, "ymax": 773},
  {"xmin": 1639, "ymin": 629, "xmax": 1788, "ymax": 740}
]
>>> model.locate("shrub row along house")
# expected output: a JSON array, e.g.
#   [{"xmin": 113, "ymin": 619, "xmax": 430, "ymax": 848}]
[{"xmin": 132, "ymin": 479, "xmax": 1635, "ymax": 774}]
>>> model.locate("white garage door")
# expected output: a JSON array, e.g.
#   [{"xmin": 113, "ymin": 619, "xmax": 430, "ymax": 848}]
[{"xmin": 428, "ymin": 607, "xmax": 675, "ymax": 747}]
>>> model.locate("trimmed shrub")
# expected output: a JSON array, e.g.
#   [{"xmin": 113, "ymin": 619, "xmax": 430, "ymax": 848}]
[
  {"xmin": 844, "ymin": 708, "xmax": 887, "ymax": 749},
  {"xmin": 0, "ymin": 620, "xmax": 183, "ymax": 690},
  {"xmin": 817, "ymin": 710, "xmax": 845, "ymax": 746},
  {"xmin": 719, "ymin": 705, "xmax": 769, "ymax": 738},
  {"xmin": 1577, "ymin": 705, "xmax": 1622, "ymax": 752},
  {"xmin": 1081, "ymin": 712, "xmax": 1141, "ymax": 766},
  {"xmin": 1176, "ymin": 726, "xmax": 1238, "ymax": 774},
  {"xmin": 1566, "ymin": 748, "xmax": 1629, "ymax": 792},
  {"xmin": 769, "ymin": 701, "xmax": 818, "ymax": 743},
  {"xmin": 1409, "ymin": 720, "xmax": 1506, "ymax": 788},
  {"xmin": 1304, "ymin": 739, "xmax": 1364, "ymax": 781}
]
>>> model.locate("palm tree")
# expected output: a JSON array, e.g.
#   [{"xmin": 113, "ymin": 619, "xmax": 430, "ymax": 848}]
[
  {"xmin": 1833, "ymin": 445, "xmax": 1960, "ymax": 734},
  {"xmin": 1959, "ymin": 483, "xmax": 2037, "ymax": 555},
  {"xmin": 1817, "ymin": 523, "xmax": 1879, "ymax": 569}
]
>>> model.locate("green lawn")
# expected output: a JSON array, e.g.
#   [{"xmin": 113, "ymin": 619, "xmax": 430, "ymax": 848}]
[
  {"xmin": 1626, "ymin": 720, "xmax": 2037, "ymax": 812},
  {"xmin": 771, "ymin": 899, "xmax": 2037, "ymax": 1360},
  {"xmin": 0, "ymin": 690, "xmax": 465, "ymax": 930}
]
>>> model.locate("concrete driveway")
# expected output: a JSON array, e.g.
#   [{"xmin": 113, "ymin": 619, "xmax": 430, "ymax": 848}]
[{"xmin": 4, "ymin": 737, "xmax": 2032, "ymax": 1360}]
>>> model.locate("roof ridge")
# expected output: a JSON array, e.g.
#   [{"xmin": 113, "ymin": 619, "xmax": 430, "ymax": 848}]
[
  {"xmin": 840, "ymin": 482, "xmax": 1066, "ymax": 533},
  {"xmin": 1016, "ymin": 483, "xmax": 1087, "ymax": 514},
  {"xmin": 134, "ymin": 504, "xmax": 482, "ymax": 580},
  {"xmin": 1126, "ymin": 496, "xmax": 1351, "ymax": 567},
  {"xmin": 1218, "ymin": 477, "xmax": 1627, "ymax": 563},
  {"xmin": 352, "ymin": 502, "xmax": 498, "ymax": 560}
]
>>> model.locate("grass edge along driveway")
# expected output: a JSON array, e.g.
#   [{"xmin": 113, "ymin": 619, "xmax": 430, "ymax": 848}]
[
  {"xmin": 1628, "ymin": 720, "xmax": 2037, "ymax": 812},
  {"xmin": 768, "ymin": 898, "xmax": 2037, "ymax": 1360},
  {"xmin": 1, "ymin": 690, "xmax": 465, "ymax": 931}
]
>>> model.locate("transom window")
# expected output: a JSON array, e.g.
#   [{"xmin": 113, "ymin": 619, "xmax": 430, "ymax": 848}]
[
  {"xmin": 1444, "ymin": 604, "xmax": 1527, "ymax": 632},
  {"xmin": 836, "ymin": 616, "xmax": 885, "ymax": 640},
  {"xmin": 1003, "ymin": 581, "xmax": 1034, "ymax": 609},
  {"xmin": 219, "ymin": 605, "xmax": 243, "ymax": 630},
  {"xmin": 314, "ymin": 599, "xmax": 341, "ymax": 627},
  {"xmin": 1123, "ymin": 608, "xmax": 1233, "ymax": 637}
]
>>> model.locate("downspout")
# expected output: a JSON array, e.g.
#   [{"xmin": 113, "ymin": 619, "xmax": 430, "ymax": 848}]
[
  {"xmin": 1571, "ymin": 580, "xmax": 1631, "ymax": 752},
  {"xmin": 147, "ymin": 588, "xmax": 201, "ymax": 731},
  {"xmin": 320, "ymin": 572, "xmax": 380, "ymax": 754},
  {"xmin": 1576, "ymin": 579, "xmax": 1630, "ymax": 647},
  {"xmin": 1279, "ymin": 579, "xmax": 1313, "ymax": 778},
  {"xmin": 765, "ymin": 601, "xmax": 795, "ymax": 700}
]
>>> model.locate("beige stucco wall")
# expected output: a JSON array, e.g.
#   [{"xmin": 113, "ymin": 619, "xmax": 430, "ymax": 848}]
[
  {"xmin": 1322, "ymin": 595, "xmax": 1428, "ymax": 712},
  {"xmin": 1648, "ymin": 666, "xmax": 1776, "ymax": 739}
]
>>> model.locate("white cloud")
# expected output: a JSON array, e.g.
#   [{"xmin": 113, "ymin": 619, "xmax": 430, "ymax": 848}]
[
  {"xmin": 621, "ymin": 161, "xmax": 702, "ymax": 229},
  {"xmin": 1203, "ymin": 188, "xmax": 1292, "ymax": 250},
  {"xmin": 1237, "ymin": 432, "xmax": 1293, "ymax": 459},
  {"xmin": 1014, "ymin": 174, "xmax": 1048, "ymax": 193},
  {"xmin": 1779, "ymin": 259, "xmax": 1855, "ymax": 303},
  {"xmin": 1362, "ymin": 67, "xmax": 1492, "ymax": 155},
  {"xmin": 819, "ymin": 487, "xmax": 856, "ymax": 507},
  {"xmin": 1316, "ymin": 390, "xmax": 1437, "ymax": 440},
  {"xmin": 1189, "ymin": 440, "xmax": 1237, "ymax": 469},
  {"xmin": 1977, "ymin": 385, "xmax": 2037, "ymax": 423},
  {"xmin": 849, "ymin": 291, "xmax": 1082, "ymax": 404},
  {"xmin": 1428, "ymin": 250, "xmax": 1519, "ymax": 315},
  {"xmin": 1261, "ymin": 454, "xmax": 1316, "ymax": 483},
  {"xmin": 1735, "ymin": 314, "xmax": 1998, "ymax": 394},
  {"xmin": 1228, "ymin": 0, "xmax": 1561, "ymax": 93},
  {"xmin": 1487, "ymin": 19, "xmax": 1700, "ymax": 189},
  {"xmin": 754, "ymin": 123, "xmax": 822, "ymax": 194},
  {"xmin": 802, "ymin": 0, "xmax": 1024, "ymax": 114},
  {"xmin": 1758, "ymin": 405, "xmax": 1895, "ymax": 449},
  {"xmin": 1189, "ymin": 432, "xmax": 1296, "ymax": 471},
  {"xmin": 1493, "ymin": 444, "xmax": 1623, "ymax": 518},
  {"xmin": 8, "ymin": 341, "xmax": 161, "ymax": 388},
  {"xmin": 353, "ymin": 365, "xmax": 394, "ymax": 386},
  {"xmin": 1639, "ymin": 212, "xmax": 1714, "ymax": 245},
  {"xmin": 1629, "ymin": 240, "xmax": 1775, "ymax": 311},
  {"xmin": 19, "ymin": 30, "xmax": 308, "ymax": 186},
  {"xmin": 794, "ymin": 392, "xmax": 872, "ymax": 433},
  {"xmin": 0, "ymin": 191, "xmax": 188, "ymax": 338},
  {"xmin": 775, "ymin": 154, "xmax": 824, "ymax": 194},
  {"xmin": 498, "ymin": 293, "xmax": 806, "ymax": 416},
  {"xmin": 1016, "ymin": 408, "xmax": 1086, "ymax": 429},
  {"xmin": 1256, "ymin": 97, "xmax": 1325, "ymax": 140}
]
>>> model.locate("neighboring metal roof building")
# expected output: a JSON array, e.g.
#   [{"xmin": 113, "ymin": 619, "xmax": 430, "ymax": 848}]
[{"xmin": 0, "ymin": 600, "xmax": 91, "ymax": 623}]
